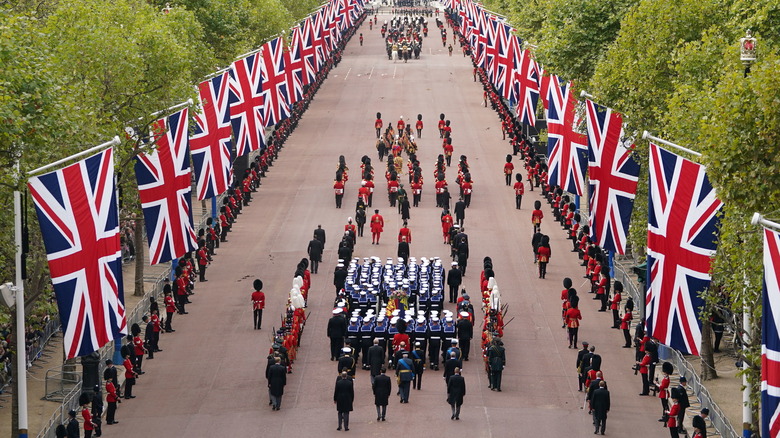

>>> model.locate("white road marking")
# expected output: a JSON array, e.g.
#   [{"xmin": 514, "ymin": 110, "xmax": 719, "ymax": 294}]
[
  {"xmin": 393, "ymin": 66, "xmax": 397, "ymax": 79},
  {"xmin": 344, "ymin": 68, "xmax": 351, "ymax": 81},
  {"xmin": 368, "ymin": 66, "xmax": 374, "ymax": 80}
]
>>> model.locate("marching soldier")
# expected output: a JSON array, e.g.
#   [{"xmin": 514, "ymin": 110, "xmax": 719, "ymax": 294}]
[
  {"xmin": 428, "ymin": 317, "xmax": 442, "ymax": 370},
  {"xmin": 334, "ymin": 174, "xmax": 345, "ymax": 208},
  {"xmin": 370, "ymin": 209, "xmax": 384, "ymax": 245},
  {"xmin": 456, "ymin": 312, "xmax": 473, "ymax": 361},
  {"xmin": 513, "ymin": 173, "xmax": 525, "ymax": 209},
  {"xmin": 415, "ymin": 114, "xmax": 423, "ymax": 137},
  {"xmin": 504, "ymin": 155, "xmax": 514, "ymax": 186},
  {"xmin": 360, "ymin": 317, "xmax": 374, "ymax": 370}
]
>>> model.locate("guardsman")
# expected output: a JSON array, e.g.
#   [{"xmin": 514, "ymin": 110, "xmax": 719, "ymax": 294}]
[
  {"xmin": 370, "ymin": 209, "xmax": 384, "ymax": 245},
  {"xmin": 358, "ymin": 180, "xmax": 370, "ymax": 205},
  {"xmin": 344, "ymin": 217, "xmax": 357, "ymax": 245},
  {"xmin": 398, "ymin": 221, "xmax": 412, "ymax": 244},
  {"xmin": 397, "ymin": 184, "xmax": 408, "ymax": 214},
  {"xmin": 438, "ymin": 113, "xmax": 446, "ymax": 138},
  {"xmin": 411, "ymin": 177, "xmax": 423, "ymax": 207},
  {"xmin": 374, "ymin": 112, "xmax": 382, "ymax": 138},
  {"xmin": 443, "ymin": 138, "xmax": 454, "ymax": 167},
  {"xmin": 537, "ymin": 235, "xmax": 551, "ymax": 279},
  {"xmin": 397, "ymin": 116, "xmax": 405, "ymax": 132},
  {"xmin": 334, "ymin": 173, "xmax": 345, "ymax": 208},
  {"xmin": 531, "ymin": 200, "xmax": 544, "ymax": 234},
  {"xmin": 388, "ymin": 174, "xmax": 400, "ymax": 207},
  {"xmin": 365, "ymin": 177, "xmax": 375, "ymax": 207},
  {"xmin": 435, "ymin": 175, "xmax": 447, "ymax": 208},
  {"xmin": 415, "ymin": 114, "xmax": 423, "ymax": 138},
  {"xmin": 461, "ymin": 176, "xmax": 473, "ymax": 208},
  {"xmin": 504, "ymin": 155, "xmax": 514, "ymax": 186},
  {"xmin": 513, "ymin": 173, "xmax": 525, "ymax": 209},
  {"xmin": 197, "ymin": 240, "xmax": 210, "ymax": 282}
]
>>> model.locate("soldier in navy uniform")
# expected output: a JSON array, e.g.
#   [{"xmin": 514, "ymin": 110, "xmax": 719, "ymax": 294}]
[
  {"xmin": 360, "ymin": 317, "xmax": 374, "ymax": 370},
  {"xmin": 328, "ymin": 308, "xmax": 347, "ymax": 360},
  {"xmin": 346, "ymin": 316, "xmax": 361, "ymax": 364},
  {"xmin": 411, "ymin": 341, "xmax": 426, "ymax": 390},
  {"xmin": 441, "ymin": 317, "xmax": 457, "ymax": 362},
  {"xmin": 373, "ymin": 316, "xmax": 388, "ymax": 356},
  {"xmin": 427, "ymin": 317, "xmax": 442, "ymax": 370},
  {"xmin": 411, "ymin": 317, "xmax": 428, "ymax": 359}
]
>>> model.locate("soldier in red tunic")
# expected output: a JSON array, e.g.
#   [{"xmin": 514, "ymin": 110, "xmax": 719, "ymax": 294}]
[
  {"xmin": 197, "ymin": 240, "xmax": 210, "ymax": 282},
  {"xmin": 410, "ymin": 176, "xmax": 423, "ymax": 207},
  {"xmin": 398, "ymin": 221, "xmax": 412, "ymax": 243},
  {"xmin": 251, "ymin": 279, "xmax": 265, "ymax": 330},
  {"xmin": 415, "ymin": 114, "xmax": 423, "ymax": 138},
  {"xmin": 334, "ymin": 174, "xmax": 345, "ymax": 208},
  {"xmin": 513, "ymin": 173, "xmax": 525, "ymax": 209},
  {"xmin": 503, "ymin": 155, "xmax": 514, "ymax": 186},
  {"xmin": 438, "ymin": 113, "xmax": 446, "ymax": 138},
  {"xmin": 397, "ymin": 116, "xmax": 405, "ymax": 132},
  {"xmin": 375, "ymin": 112, "xmax": 383, "ymax": 138},
  {"xmin": 537, "ymin": 235, "xmax": 551, "ymax": 279},
  {"xmin": 443, "ymin": 138, "xmax": 454, "ymax": 167},
  {"xmin": 531, "ymin": 200, "xmax": 544, "ymax": 234}
]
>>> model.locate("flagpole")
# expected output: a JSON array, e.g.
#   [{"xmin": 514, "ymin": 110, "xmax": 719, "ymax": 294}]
[
  {"xmin": 641, "ymin": 131, "xmax": 702, "ymax": 157},
  {"xmin": 13, "ymin": 160, "xmax": 28, "ymax": 438},
  {"xmin": 751, "ymin": 212, "xmax": 780, "ymax": 232},
  {"xmin": 27, "ymin": 136, "xmax": 121, "ymax": 177},
  {"xmin": 150, "ymin": 99, "xmax": 193, "ymax": 118}
]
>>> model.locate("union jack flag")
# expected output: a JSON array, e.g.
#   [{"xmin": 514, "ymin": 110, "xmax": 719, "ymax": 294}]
[
  {"xmin": 135, "ymin": 108, "xmax": 198, "ymax": 265},
  {"xmin": 762, "ymin": 227, "xmax": 780, "ymax": 438},
  {"xmin": 28, "ymin": 148, "xmax": 127, "ymax": 359},
  {"xmin": 283, "ymin": 36, "xmax": 304, "ymax": 104},
  {"xmin": 514, "ymin": 49, "xmax": 540, "ymax": 126},
  {"xmin": 546, "ymin": 77, "xmax": 588, "ymax": 195},
  {"xmin": 585, "ymin": 100, "xmax": 639, "ymax": 255},
  {"xmin": 191, "ymin": 72, "xmax": 233, "ymax": 200},
  {"xmin": 260, "ymin": 37, "xmax": 291, "ymax": 127},
  {"xmin": 312, "ymin": 8, "xmax": 329, "ymax": 66},
  {"xmin": 229, "ymin": 53, "xmax": 266, "ymax": 156},
  {"xmin": 293, "ymin": 18, "xmax": 317, "ymax": 86},
  {"xmin": 490, "ymin": 23, "xmax": 518, "ymax": 101},
  {"xmin": 646, "ymin": 143, "xmax": 723, "ymax": 356}
]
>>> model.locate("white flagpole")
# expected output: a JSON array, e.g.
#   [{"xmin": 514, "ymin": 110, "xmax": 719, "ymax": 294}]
[
  {"xmin": 27, "ymin": 136, "xmax": 121, "ymax": 177},
  {"xmin": 150, "ymin": 99, "xmax": 193, "ymax": 118},
  {"xmin": 14, "ymin": 160, "xmax": 27, "ymax": 438},
  {"xmin": 751, "ymin": 213, "xmax": 780, "ymax": 232},
  {"xmin": 641, "ymin": 131, "xmax": 702, "ymax": 157}
]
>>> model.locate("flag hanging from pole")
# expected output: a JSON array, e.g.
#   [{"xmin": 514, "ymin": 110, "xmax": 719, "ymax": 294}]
[
  {"xmin": 585, "ymin": 100, "xmax": 639, "ymax": 255},
  {"xmin": 135, "ymin": 108, "xmax": 198, "ymax": 265},
  {"xmin": 645, "ymin": 143, "xmax": 723, "ymax": 356},
  {"xmin": 546, "ymin": 77, "xmax": 588, "ymax": 196},
  {"xmin": 191, "ymin": 72, "xmax": 233, "ymax": 200},
  {"xmin": 28, "ymin": 148, "xmax": 127, "ymax": 359},
  {"xmin": 762, "ymin": 227, "xmax": 780, "ymax": 438}
]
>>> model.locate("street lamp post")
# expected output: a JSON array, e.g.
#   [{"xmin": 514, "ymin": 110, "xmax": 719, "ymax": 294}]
[
  {"xmin": 740, "ymin": 29, "xmax": 756, "ymax": 77},
  {"xmin": 741, "ymin": 30, "xmax": 757, "ymax": 438}
]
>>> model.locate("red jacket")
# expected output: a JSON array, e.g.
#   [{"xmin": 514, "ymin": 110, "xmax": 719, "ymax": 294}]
[
  {"xmin": 514, "ymin": 181, "xmax": 524, "ymax": 196},
  {"xmin": 531, "ymin": 209, "xmax": 544, "ymax": 225},
  {"xmin": 123, "ymin": 358, "xmax": 135, "ymax": 379},
  {"xmin": 252, "ymin": 290, "xmax": 265, "ymax": 310},
  {"xmin": 82, "ymin": 407, "xmax": 94, "ymax": 430},
  {"xmin": 165, "ymin": 295, "xmax": 177, "ymax": 313},
  {"xmin": 504, "ymin": 162, "xmax": 514, "ymax": 175},
  {"xmin": 106, "ymin": 381, "xmax": 119, "ymax": 403},
  {"xmin": 537, "ymin": 246, "xmax": 551, "ymax": 263}
]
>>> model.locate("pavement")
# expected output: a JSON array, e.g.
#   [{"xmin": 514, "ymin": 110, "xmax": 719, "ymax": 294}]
[{"xmin": 26, "ymin": 13, "xmax": 688, "ymax": 438}]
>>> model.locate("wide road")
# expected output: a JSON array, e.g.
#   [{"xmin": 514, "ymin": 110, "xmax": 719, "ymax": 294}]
[{"xmin": 109, "ymin": 13, "xmax": 671, "ymax": 438}]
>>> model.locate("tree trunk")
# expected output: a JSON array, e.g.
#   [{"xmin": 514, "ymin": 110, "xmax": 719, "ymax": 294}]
[
  {"xmin": 134, "ymin": 217, "xmax": 145, "ymax": 297},
  {"xmin": 700, "ymin": 318, "xmax": 718, "ymax": 380}
]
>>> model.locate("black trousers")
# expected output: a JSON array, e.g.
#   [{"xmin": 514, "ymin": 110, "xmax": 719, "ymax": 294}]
[
  {"xmin": 490, "ymin": 369, "xmax": 502, "ymax": 390},
  {"xmin": 459, "ymin": 337, "xmax": 470, "ymax": 359},
  {"xmin": 515, "ymin": 194, "xmax": 522, "ymax": 209},
  {"xmin": 623, "ymin": 329, "xmax": 632, "ymax": 347},
  {"xmin": 505, "ymin": 173, "xmax": 512, "ymax": 186},
  {"xmin": 330, "ymin": 337, "xmax": 344, "ymax": 360},
  {"xmin": 641, "ymin": 372, "xmax": 650, "ymax": 394},
  {"xmin": 310, "ymin": 257, "xmax": 319, "ymax": 274},
  {"xmin": 335, "ymin": 194, "xmax": 343, "ymax": 208},
  {"xmin": 413, "ymin": 193, "xmax": 421, "ymax": 207},
  {"xmin": 124, "ymin": 377, "xmax": 135, "ymax": 398},
  {"xmin": 165, "ymin": 312, "xmax": 174, "ymax": 331},
  {"xmin": 106, "ymin": 401, "xmax": 117, "ymax": 424},
  {"xmin": 254, "ymin": 309, "xmax": 263, "ymax": 329},
  {"xmin": 594, "ymin": 416, "xmax": 606, "ymax": 434},
  {"xmin": 568, "ymin": 327, "xmax": 579, "ymax": 347},
  {"xmin": 177, "ymin": 295, "xmax": 187, "ymax": 313},
  {"xmin": 448, "ymin": 285, "xmax": 458, "ymax": 303},
  {"xmin": 199, "ymin": 264, "xmax": 207, "ymax": 282}
]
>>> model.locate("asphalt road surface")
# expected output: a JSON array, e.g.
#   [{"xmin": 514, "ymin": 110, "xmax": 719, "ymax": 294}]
[{"xmin": 106, "ymin": 16, "xmax": 672, "ymax": 438}]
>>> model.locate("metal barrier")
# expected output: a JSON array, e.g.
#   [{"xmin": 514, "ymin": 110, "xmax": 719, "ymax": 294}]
[
  {"xmin": 613, "ymin": 261, "xmax": 739, "ymax": 438},
  {"xmin": 27, "ymin": 317, "xmax": 61, "ymax": 368},
  {"xmin": 43, "ymin": 366, "xmax": 80, "ymax": 402},
  {"xmin": 36, "ymin": 379, "xmax": 83, "ymax": 438}
]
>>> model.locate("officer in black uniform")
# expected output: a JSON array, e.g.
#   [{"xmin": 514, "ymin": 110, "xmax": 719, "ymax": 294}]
[
  {"xmin": 360, "ymin": 316, "xmax": 374, "ymax": 370},
  {"xmin": 456, "ymin": 312, "xmax": 473, "ymax": 361},
  {"xmin": 327, "ymin": 308, "xmax": 347, "ymax": 360}
]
